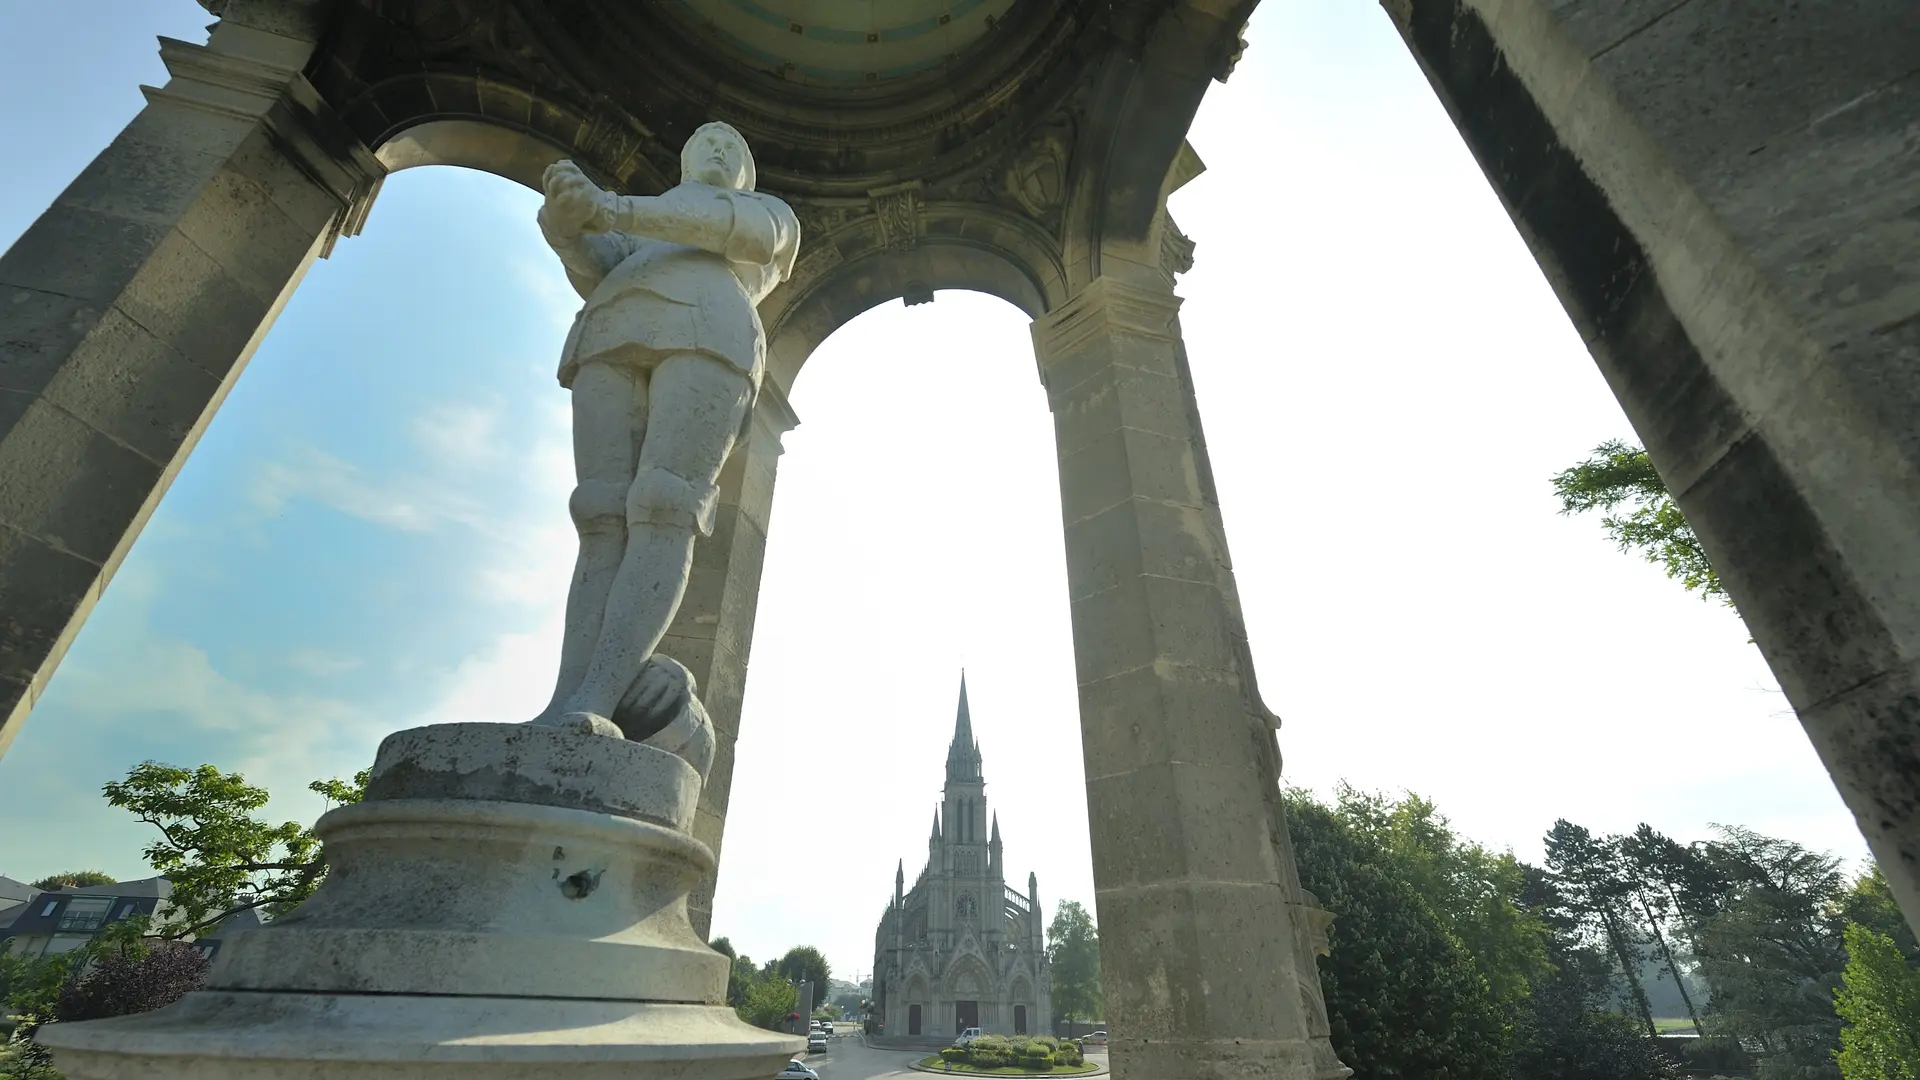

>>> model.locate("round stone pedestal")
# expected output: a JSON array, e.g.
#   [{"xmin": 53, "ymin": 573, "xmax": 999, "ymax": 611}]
[
  {"xmin": 37, "ymin": 723, "xmax": 800, "ymax": 1079},
  {"xmin": 41, "ymin": 994, "xmax": 797, "ymax": 1080}
]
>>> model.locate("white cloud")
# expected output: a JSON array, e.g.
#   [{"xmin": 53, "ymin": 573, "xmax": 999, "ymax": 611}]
[
  {"xmin": 251, "ymin": 445, "xmax": 465, "ymax": 534},
  {"xmin": 412, "ymin": 400, "xmax": 505, "ymax": 470},
  {"xmin": 49, "ymin": 635, "xmax": 388, "ymax": 829}
]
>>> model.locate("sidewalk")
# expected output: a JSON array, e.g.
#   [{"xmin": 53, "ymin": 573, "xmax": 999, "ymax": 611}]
[{"xmin": 862, "ymin": 1033, "xmax": 953, "ymax": 1051}]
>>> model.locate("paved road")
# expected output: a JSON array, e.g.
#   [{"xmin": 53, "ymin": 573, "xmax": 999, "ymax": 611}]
[
  {"xmin": 795, "ymin": 1030, "xmax": 922, "ymax": 1080},
  {"xmin": 792, "ymin": 1030, "xmax": 1109, "ymax": 1080}
]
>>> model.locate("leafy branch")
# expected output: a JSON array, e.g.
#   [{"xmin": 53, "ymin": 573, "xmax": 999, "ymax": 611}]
[
  {"xmin": 101, "ymin": 762, "xmax": 368, "ymax": 940},
  {"xmin": 1551, "ymin": 440, "xmax": 1728, "ymax": 604}
]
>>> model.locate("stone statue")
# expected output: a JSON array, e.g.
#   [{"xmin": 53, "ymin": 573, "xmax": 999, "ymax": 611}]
[{"xmin": 529, "ymin": 122, "xmax": 800, "ymax": 773}]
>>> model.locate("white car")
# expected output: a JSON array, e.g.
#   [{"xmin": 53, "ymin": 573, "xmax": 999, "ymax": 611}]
[
  {"xmin": 954, "ymin": 1027, "xmax": 983, "ymax": 1048},
  {"xmin": 779, "ymin": 1060, "xmax": 820, "ymax": 1080},
  {"xmin": 807, "ymin": 1033, "xmax": 830, "ymax": 1053},
  {"xmin": 1081, "ymin": 1030, "xmax": 1108, "ymax": 1046}
]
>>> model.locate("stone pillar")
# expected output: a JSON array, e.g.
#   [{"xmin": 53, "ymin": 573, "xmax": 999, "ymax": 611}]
[
  {"xmin": 1032, "ymin": 274, "xmax": 1346, "ymax": 1080},
  {"xmin": 0, "ymin": 5, "xmax": 381, "ymax": 759},
  {"xmin": 664, "ymin": 381, "xmax": 797, "ymax": 940},
  {"xmin": 1385, "ymin": 0, "xmax": 1920, "ymax": 931}
]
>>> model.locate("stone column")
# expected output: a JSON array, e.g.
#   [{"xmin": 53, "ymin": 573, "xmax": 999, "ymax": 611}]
[
  {"xmin": 1033, "ymin": 274, "xmax": 1346, "ymax": 1080},
  {"xmin": 1385, "ymin": 0, "xmax": 1920, "ymax": 931},
  {"xmin": 663, "ymin": 380, "xmax": 797, "ymax": 940},
  {"xmin": 0, "ymin": 5, "xmax": 381, "ymax": 759}
]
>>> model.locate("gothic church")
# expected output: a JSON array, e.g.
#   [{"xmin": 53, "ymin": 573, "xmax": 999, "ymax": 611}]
[{"xmin": 873, "ymin": 678, "xmax": 1052, "ymax": 1038}]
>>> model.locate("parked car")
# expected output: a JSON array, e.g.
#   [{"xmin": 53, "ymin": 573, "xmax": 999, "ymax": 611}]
[
  {"xmin": 1082, "ymin": 1031, "xmax": 1108, "ymax": 1046},
  {"xmin": 779, "ymin": 1060, "xmax": 820, "ymax": 1080},
  {"xmin": 954, "ymin": 1027, "xmax": 983, "ymax": 1048},
  {"xmin": 807, "ymin": 1033, "xmax": 830, "ymax": 1053}
]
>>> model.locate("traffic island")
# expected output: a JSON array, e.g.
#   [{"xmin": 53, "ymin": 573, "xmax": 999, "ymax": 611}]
[{"xmin": 912, "ymin": 1055, "xmax": 1105, "ymax": 1077}]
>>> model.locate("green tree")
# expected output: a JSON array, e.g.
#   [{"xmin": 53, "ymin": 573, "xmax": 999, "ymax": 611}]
[
  {"xmin": 1552, "ymin": 440, "xmax": 1727, "ymax": 603},
  {"xmin": 1838, "ymin": 867, "xmax": 1920, "ymax": 964},
  {"xmin": 27, "ymin": 871, "xmax": 116, "ymax": 892},
  {"xmin": 1513, "ymin": 864, "xmax": 1679, "ymax": 1080},
  {"xmin": 1619, "ymin": 826, "xmax": 1707, "ymax": 1036},
  {"xmin": 1835, "ymin": 922, "xmax": 1920, "ymax": 1080},
  {"xmin": 1544, "ymin": 821, "xmax": 1658, "ymax": 1037},
  {"xmin": 1046, "ymin": 901, "xmax": 1102, "ymax": 1025},
  {"xmin": 739, "ymin": 976, "xmax": 799, "ymax": 1031},
  {"xmin": 1693, "ymin": 825, "xmax": 1848, "ymax": 1078},
  {"xmin": 1286, "ymin": 790, "xmax": 1511, "ymax": 1078},
  {"xmin": 774, "ymin": 946, "xmax": 832, "ymax": 1002},
  {"xmin": 104, "ymin": 761, "xmax": 367, "ymax": 938},
  {"xmin": 708, "ymin": 938, "xmax": 759, "ymax": 1008},
  {"xmin": 1330, "ymin": 786, "xmax": 1551, "ymax": 1009}
]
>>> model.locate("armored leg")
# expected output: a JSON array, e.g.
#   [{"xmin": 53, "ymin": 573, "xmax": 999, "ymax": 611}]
[
  {"xmin": 560, "ymin": 353, "xmax": 752, "ymax": 724},
  {"xmin": 536, "ymin": 361, "xmax": 646, "ymax": 723}
]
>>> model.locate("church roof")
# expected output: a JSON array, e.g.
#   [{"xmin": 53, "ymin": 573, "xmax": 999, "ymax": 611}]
[{"xmin": 946, "ymin": 672, "xmax": 982, "ymax": 782}]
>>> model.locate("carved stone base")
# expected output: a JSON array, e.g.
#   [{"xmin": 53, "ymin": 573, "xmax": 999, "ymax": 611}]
[{"xmin": 37, "ymin": 723, "xmax": 800, "ymax": 1078}]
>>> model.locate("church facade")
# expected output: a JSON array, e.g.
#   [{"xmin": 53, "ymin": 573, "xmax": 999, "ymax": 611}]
[{"xmin": 873, "ymin": 679, "xmax": 1052, "ymax": 1039}]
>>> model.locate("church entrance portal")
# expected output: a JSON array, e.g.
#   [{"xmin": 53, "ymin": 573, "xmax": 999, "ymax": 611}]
[
  {"xmin": 957, "ymin": 1001, "xmax": 979, "ymax": 1032},
  {"xmin": 1014, "ymin": 1005, "xmax": 1027, "ymax": 1035},
  {"xmin": 908, "ymin": 1005, "xmax": 922, "ymax": 1036}
]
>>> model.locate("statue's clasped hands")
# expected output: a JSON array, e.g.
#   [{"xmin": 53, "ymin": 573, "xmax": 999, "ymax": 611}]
[{"xmin": 542, "ymin": 159, "xmax": 614, "ymax": 234}]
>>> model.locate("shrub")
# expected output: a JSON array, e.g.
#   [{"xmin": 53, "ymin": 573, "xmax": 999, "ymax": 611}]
[
  {"xmin": 940, "ymin": 1048, "xmax": 970, "ymax": 1063},
  {"xmin": 969, "ymin": 1049, "xmax": 1010, "ymax": 1069},
  {"xmin": 55, "ymin": 940, "xmax": 209, "ymax": 1023},
  {"xmin": 1022, "ymin": 1047, "xmax": 1054, "ymax": 1071},
  {"xmin": 1053, "ymin": 1045, "xmax": 1084, "ymax": 1067}
]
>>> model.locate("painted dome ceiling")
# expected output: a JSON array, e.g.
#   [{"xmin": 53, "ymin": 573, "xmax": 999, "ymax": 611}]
[{"xmin": 662, "ymin": 0, "xmax": 1023, "ymax": 87}]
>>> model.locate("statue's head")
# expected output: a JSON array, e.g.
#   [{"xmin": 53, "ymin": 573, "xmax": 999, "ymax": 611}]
[{"xmin": 681, "ymin": 122, "xmax": 755, "ymax": 191}]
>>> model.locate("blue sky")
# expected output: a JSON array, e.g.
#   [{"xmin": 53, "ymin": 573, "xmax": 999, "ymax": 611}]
[{"xmin": 0, "ymin": 0, "xmax": 1868, "ymax": 979}]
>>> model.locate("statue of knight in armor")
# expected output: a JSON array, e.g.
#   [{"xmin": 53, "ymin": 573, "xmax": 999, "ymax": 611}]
[{"xmin": 529, "ymin": 122, "xmax": 800, "ymax": 778}]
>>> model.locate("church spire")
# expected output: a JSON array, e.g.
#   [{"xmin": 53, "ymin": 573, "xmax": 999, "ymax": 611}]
[
  {"xmin": 946, "ymin": 672, "xmax": 982, "ymax": 782},
  {"xmin": 990, "ymin": 812, "xmax": 1002, "ymax": 847},
  {"xmin": 931, "ymin": 806, "xmax": 942, "ymax": 840}
]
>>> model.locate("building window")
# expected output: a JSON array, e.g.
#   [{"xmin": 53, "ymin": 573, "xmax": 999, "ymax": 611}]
[
  {"xmin": 56, "ymin": 896, "xmax": 114, "ymax": 932},
  {"xmin": 116, "ymin": 904, "xmax": 135, "ymax": 919},
  {"xmin": 39, "ymin": 901, "xmax": 56, "ymax": 917}
]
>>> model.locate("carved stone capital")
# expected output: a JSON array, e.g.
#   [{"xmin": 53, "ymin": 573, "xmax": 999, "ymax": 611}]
[
  {"xmin": 1030, "ymin": 275, "xmax": 1184, "ymax": 363},
  {"xmin": 147, "ymin": 36, "xmax": 384, "ymax": 257},
  {"xmin": 750, "ymin": 379, "xmax": 802, "ymax": 455}
]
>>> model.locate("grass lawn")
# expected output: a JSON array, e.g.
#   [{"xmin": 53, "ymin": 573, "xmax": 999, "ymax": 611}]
[{"xmin": 916, "ymin": 1056, "xmax": 1100, "ymax": 1075}]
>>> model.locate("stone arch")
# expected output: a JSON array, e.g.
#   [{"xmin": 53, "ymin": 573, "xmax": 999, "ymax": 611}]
[
  {"xmin": 945, "ymin": 955, "xmax": 993, "ymax": 999},
  {"xmin": 315, "ymin": 53, "xmax": 671, "ymax": 195},
  {"xmin": 373, "ymin": 119, "xmax": 571, "ymax": 193},
  {"xmin": 761, "ymin": 206, "xmax": 1069, "ymax": 394}
]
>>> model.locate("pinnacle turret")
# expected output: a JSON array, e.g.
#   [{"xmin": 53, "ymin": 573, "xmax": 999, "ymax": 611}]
[
  {"xmin": 990, "ymin": 812, "xmax": 1002, "ymax": 847},
  {"xmin": 931, "ymin": 806, "xmax": 943, "ymax": 841}
]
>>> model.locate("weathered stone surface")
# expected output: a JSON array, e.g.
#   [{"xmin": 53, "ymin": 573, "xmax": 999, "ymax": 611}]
[
  {"xmin": 40, "ymin": 994, "xmax": 798, "ymax": 1080},
  {"xmin": 209, "ymin": 796, "xmax": 722, "ymax": 1001},
  {"xmin": 364, "ymin": 722, "xmax": 700, "ymax": 829},
  {"xmin": 1034, "ymin": 274, "xmax": 1343, "ymax": 1078}
]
